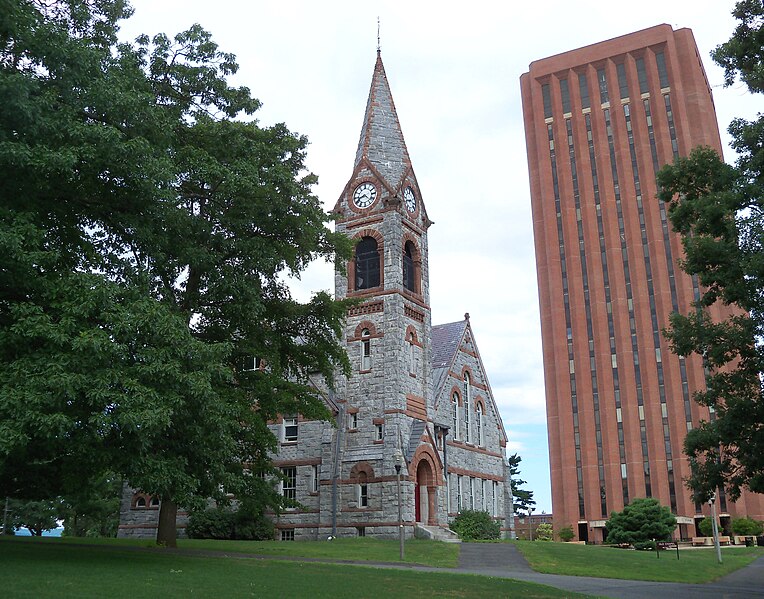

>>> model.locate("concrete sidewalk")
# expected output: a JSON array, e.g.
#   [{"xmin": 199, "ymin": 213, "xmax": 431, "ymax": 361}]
[{"xmin": 451, "ymin": 543, "xmax": 764, "ymax": 599}]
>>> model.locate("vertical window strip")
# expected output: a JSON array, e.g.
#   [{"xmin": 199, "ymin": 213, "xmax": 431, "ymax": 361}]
[
  {"xmin": 542, "ymin": 83, "xmax": 553, "ymax": 119},
  {"xmin": 579, "ymin": 72, "xmax": 590, "ymax": 109},
  {"xmin": 603, "ymin": 106, "xmax": 652, "ymax": 498},
  {"xmin": 636, "ymin": 57, "xmax": 649, "ymax": 94},
  {"xmin": 644, "ymin": 97, "xmax": 694, "ymax": 431},
  {"xmin": 585, "ymin": 112, "xmax": 629, "ymax": 506},
  {"xmin": 566, "ymin": 117, "xmax": 608, "ymax": 518},
  {"xmin": 560, "ymin": 78, "xmax": 571, "ymax": 114},
  {"xmin": 616, "ymin": 63, "xmax": 629, "ymax": 99},
  {"xmin": 597, "ymin": 67, "xmax": 609, "ymax": 104},
  {"xmin": 547, "ymin": 122, "xmax": 585, "ymax": 519},
  {"xmin": 623, "ymin": 102, "xmax": 678, "ymax": 512},
  {"xmin": 656, "ymin": 51, "xmax": 670, "ymax": 89}
]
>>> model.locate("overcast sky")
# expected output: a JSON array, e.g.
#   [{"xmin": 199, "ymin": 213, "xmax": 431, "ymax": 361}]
[{"xmin": 119, "ymin": 1, "xmax": 756, "ymax": 514}]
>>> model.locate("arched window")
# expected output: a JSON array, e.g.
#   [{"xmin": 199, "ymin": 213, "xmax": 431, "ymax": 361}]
[
  {"xmin": 361, "ymin": 328, "xmax": 371, "ymax": 370},
  {"xmin": 403, "ymin": 241, "xmax": 416, "ymax": 292},
  {"xmin": 463, "ymin": 373, "xmax": 472, "ymax": 443},
  {"xmin": 452, "ymin": 392, "xmax": 461, "ymax": 440},
  {"xmin": 355, "ymin": 236, "xmax": 380, "ymax": 290},
  {"xmin": 358, "ymin": 472, "xmax": 369, "ymax": 508},
  {"xmin": 135, "ymin": 496, "xmax": 146, "ymax": 508},
  {"xmin": 476, "ymin": 404, "xmax": 484, "ymax": 446},
  {"xmin": 150, "ymin": 496, "xmax": 160, "ymax": 507},
  {"xmin": 408, "ymin": 331, "xmax": 416, "ymax": 375}
]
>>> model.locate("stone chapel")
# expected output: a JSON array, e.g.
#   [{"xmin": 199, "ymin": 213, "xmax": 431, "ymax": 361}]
[{"xmin": 118, "ymin": 51, "xmax": 514, "ymax": 541}]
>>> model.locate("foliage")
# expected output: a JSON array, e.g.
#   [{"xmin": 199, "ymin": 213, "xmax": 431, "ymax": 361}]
[
  {"xmin": 732, "ymin": 516, "xmax": 763, "ymax": 536},
  {"xmin": 655, "ymin": 0, "xmax": 764, "ymax": 501},
  {"xmin": 605, "ymin": 498, "xmax": 677, "ymax": 545},
  {"xmin": 8, "ymin": 499, "xmax": 58, "ymax": 536},
  {"xmin": 698, "ymin": 517, "xmax": 715, "ymax": 537},
  {"xmin": 186, "ymin": 502, "xmax": 274, "ymax": 541},
  {"xmin": 558, "ymin": 525, "xmax": 575, "ymax": 542},
  {"xmin": 450, "ymin": 509, "xmax": 501, "ymax": 541},
  {"xmin": 535, "ymin": 522, "xmax": 553, "ymax": 541},
  {"xmin": 0, "ymin": 1, "xmax": 351, "ymax": 547},
  {"xmin": 58, "ymin": 474, "xmax": 121, "ymax": 538},
  {"xmin": 507, "ymin": 453, "xmax": 536, "ymax": 515}
]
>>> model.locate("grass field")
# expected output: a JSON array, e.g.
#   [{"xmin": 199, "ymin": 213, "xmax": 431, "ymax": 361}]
[
  {"xmin": 513, "ymin": 540, "xmax": 764, "ymax": 583},
  {"xmin": 7, "ymin": 535, "xmax": 459, "ymax": 568},
  {"xmin": 0, "ymin": 539, "xmax": 598, "ymax": 599}
]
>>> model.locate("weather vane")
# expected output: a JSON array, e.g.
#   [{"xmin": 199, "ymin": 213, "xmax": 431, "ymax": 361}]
[{"xmin": 377, "ymin": 17, "xmax": 380, "ymax": 53}]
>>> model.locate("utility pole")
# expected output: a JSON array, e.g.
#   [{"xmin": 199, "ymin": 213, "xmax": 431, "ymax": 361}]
[{"xmin": 709, "ymin": 493, "xmax": 722, "ymax": 564}]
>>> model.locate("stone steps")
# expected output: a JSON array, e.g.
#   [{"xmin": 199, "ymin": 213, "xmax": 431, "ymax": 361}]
[{"xmin": 414, "ymin": 523, "xmax": 461, "ymax": 543}]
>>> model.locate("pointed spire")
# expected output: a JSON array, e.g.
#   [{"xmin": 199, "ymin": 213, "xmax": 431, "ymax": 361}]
[{"xmin": 354, "ymin": 53, "xmax": 412, "ymax": 191}]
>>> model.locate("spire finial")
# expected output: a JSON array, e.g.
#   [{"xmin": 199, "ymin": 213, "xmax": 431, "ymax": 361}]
[{"xmin": 377, "ymin": 17, "xmax": 380, "ymax": 54}]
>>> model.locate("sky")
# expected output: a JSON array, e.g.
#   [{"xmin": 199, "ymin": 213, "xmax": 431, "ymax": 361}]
[{"xmin": 119, "ymin": 0, "xmax": 757, "ymax": 514}]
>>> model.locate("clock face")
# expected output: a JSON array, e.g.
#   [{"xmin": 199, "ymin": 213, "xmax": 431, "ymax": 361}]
[
  {"xmin": 352, "ymin": 182, "xmax": 377, "ymax": 209},
  {"xmin": 403, "ymin": 187, "xmax": 416, "ymax": 212}
]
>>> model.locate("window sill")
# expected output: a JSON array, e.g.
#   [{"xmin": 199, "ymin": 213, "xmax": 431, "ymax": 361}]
[
  {"xmin": 348, "ymin": 428, "xmax": 358, "ymax": 433},
  {"xmin": 359, "ymin": 369, "xmax": 371, "ymax": 374},
  {"xmin": 281, "ymin": 441, "xmax": 298, "ymax": 446},
  {"xmin": 373, "ymin": 440, "xmax": 383, "ymax": 445}
]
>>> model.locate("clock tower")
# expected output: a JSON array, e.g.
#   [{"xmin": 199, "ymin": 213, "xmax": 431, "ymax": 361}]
[{"xmin": 331, "ymin": 50, "xmax": 443, "ymax": 529}]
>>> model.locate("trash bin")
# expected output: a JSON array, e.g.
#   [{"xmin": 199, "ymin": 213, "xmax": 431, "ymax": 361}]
[
  {"xmin": 745, "ymin": 536, "xmax": 754, "ymax": 547},
  {"xmin": 757, "ymin": 535, "xmax": 764, "ymax": 547}
]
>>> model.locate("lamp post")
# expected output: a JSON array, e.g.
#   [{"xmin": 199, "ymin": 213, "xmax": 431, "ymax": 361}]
[
  {"xmin": 528, "ymin": 507, "xmax": 534, "ymax": 542},
  {"xmin": 709, "ymin": 493, "xmax": 722, "ymax": 564},
  {"xmin": 393, "ymin": 449, "xmax": 405, "ymax": 561}
]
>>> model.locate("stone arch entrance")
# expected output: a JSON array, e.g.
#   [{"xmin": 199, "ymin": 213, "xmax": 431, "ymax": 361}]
[{"xmin": 414, "ymin": 458, "xmax": 437, "ymax": 525}]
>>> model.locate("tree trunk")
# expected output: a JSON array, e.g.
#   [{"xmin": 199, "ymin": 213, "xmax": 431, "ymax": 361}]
[{"xmin": 156, "ymin": 498, "xmax": 178, "ymax": 547}]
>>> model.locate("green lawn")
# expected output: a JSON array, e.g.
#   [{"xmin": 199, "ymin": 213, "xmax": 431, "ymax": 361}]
[
  {"xmin": 0, "ymin": 539, "xmax": 598, "ymax": 599},
  {"xmin": 7, "ymin": 535, "xmax": 458, "ymax": 568},
  {"xmin": 513, "ymin": 540, "xmax": 764, "ymax": 583}
]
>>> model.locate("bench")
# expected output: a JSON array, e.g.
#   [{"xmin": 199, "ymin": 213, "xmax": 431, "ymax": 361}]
[{"xmin": 692, "ymin": 537, "xmax": 708, "ymax": 546}]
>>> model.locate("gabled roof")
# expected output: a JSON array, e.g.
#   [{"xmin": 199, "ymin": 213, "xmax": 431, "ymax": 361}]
[
  {"xmin": 354, "ymin": 52, "xmax": 412, "ymax": 192},
  {"xmin": 431, "ymin": 320, "xmax": 466, "ymax": 395},
  {"xmin": 430, "ymin": 316, "xmax": 508, "ymax": 444}
]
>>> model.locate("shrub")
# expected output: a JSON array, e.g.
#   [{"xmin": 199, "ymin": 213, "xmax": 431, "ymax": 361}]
[
  {"xmin": 558, "ymin": 525, "xmax": 575, "ymax": 542},
  {"xmin": 634, "ymin": 540, "xmax": 656, "ymax": 551},
  {"xmin": 698, "ymin": 517, "xmax": 715, "ymax": 537},
  {"xmin": 605, "ymin": 497, "xmax": 676, "ymax": 545},
  {"xmin": 450, "ymin": 510, "xmax": 500, "ymax": 541},
  {"xmin": 187, "ymin": 504, "xmax": 274, "ymax": 540},
  {"xmin": 732, "ymin": 517, "xmax": 763, "ymax": 536},
  {"xmin": 536, "ymin": 523, "xmax": 553, "ymax": 541}
]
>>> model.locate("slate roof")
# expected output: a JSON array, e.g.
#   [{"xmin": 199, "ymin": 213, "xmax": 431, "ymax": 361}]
[
  {"xmin": 431, "ymin": 320, "xmax": 466, "ymax": 397},
  {"xmin": 354, "ymin": 52, "xmax": 412, "ymax": 191}
]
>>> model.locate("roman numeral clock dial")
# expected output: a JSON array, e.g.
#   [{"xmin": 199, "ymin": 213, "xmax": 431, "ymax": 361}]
[{"xmin": 352, "ymin": 182, "xmax": 377, "ymax": 209}]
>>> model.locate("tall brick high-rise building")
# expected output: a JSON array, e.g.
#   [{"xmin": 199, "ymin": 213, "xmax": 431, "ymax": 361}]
[{"xmin": 521, "ymin": 25, "xmax": 764, "ymax": 542}]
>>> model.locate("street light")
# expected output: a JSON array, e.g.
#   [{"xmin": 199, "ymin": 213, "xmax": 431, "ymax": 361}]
[
  {"xmin": 393, "ymin": 449, "xmax": 405, "ymax": 561},
  {"xmin": 528, "ymin": 507, "xmax": 534, "ymax": 542},
  {"xmin": 709, "ymin": 493, "xmax": 722, "ymax": 564}
]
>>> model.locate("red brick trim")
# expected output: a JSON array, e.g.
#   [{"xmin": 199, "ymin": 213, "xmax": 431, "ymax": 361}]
[
  {"xmin": 450, "ymin": 386, "xmax": 463, "ymax": 406},
  {"xmin": 272, "ymin": 458, "xmax": 322, "ymax": 467},
  {"xmin": 343, "ymin": 215, "xmax": 384, "ymax": 229},
  {"xmin": 405, "ymin": 325, "xmax": 422, "ymax": 347},
  {"xmin": 446, "ymin": 440, "xmax": 503, "ymax": 458},
  {"xmin": 447, "ymin": 466, "xmax": 504, "ymax": 482},
  {"xmin": 348, "ymin": 229, "xmax": 384, "ymax": 295}
]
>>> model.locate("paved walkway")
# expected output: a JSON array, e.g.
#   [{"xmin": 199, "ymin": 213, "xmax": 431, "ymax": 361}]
[{"xmin": 451, "ymin": 543, "xmax": 764, "ymax": 598}]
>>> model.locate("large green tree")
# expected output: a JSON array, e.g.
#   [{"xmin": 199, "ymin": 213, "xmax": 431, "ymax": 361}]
[
  {"xmin": 656, "ymin": 0, "xmax": 764, "ymax": 502},
  {"xmin": 0, "ymin": 0, "xmax": 351, "ymax": 546}
]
